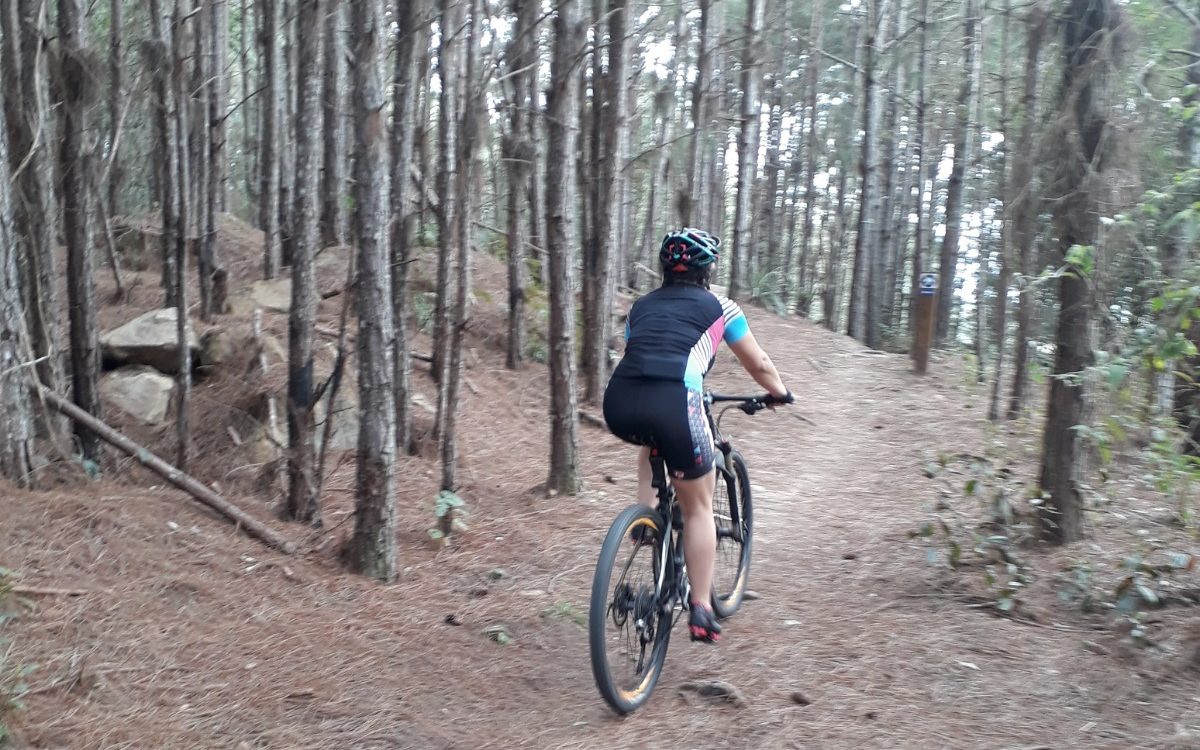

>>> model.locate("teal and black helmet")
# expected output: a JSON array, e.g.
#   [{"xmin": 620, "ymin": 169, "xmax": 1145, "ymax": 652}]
[{"xmin": 659, "ymin": 228, "xmax": 721, "ymax": 272}]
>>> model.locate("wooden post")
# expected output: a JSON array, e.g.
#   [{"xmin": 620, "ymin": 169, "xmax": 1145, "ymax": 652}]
[{"xmin": 912, "ymin": 271, "xmax": 938, "ymax": 374}]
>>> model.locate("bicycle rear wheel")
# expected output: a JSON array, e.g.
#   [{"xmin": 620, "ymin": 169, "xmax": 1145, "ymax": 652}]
[
  {"xmin": 711, "ymin": 450, "xmax": 753, "ymax": 619},
  {"xmin": 589, "ymin": 504, "xmax": 673, "ymax": 714}
]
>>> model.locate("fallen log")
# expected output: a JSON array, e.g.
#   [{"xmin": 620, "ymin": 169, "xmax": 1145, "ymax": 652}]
[{"xmin": 31, "ymin": 384, "xmax": 296, "ymax": 555}]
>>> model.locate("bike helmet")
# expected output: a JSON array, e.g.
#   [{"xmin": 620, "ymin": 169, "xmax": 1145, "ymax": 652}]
[{"xmin": 659, "ymin": 228, "xmax": 721, "ymax": 272}]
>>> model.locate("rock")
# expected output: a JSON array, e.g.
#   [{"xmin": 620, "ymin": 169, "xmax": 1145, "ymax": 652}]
[
  {"xmin": 198, "ymin": 326, "xmax": 256, "ymax": 369},
  {"xmin": 487, "ymin": 568, "xmax": 506, "ymax": 581},
  {"xmin": 790, "ymin": 691, "xmax": 812, "ymax": 706},
  {"xmin": 312, "ymin": 359, "xmax": 359, "ymax": 452},
  {"xmin": 101, "ymin": 367, "xmax": 175, "ymax": 424},
  {"xmin": 228, "ymin": 278, "xmax": 292, "ymax": 315},
  {"xmin": 101, "ymin": 308, "xmax": 199, "ymax": 373},
  {"xmin": 678, "ymin": 680, "xmax": 747, "ymax": 707},
  {"xmin": 483, "ymin": 624, "xmax": 511, "ymax": 645}
]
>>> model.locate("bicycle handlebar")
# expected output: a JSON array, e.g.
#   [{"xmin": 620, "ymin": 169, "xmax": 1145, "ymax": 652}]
[{"xmin": 706, "ymin": 391, "xmax": 793, "ymax": 414}]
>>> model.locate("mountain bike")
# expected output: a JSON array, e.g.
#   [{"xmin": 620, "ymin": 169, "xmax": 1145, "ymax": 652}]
[{"xmin": 588, "ymin": 391, "xmax": 778, "ymax": 714}]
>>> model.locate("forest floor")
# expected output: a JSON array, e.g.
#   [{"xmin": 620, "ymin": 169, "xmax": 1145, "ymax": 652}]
[{"xmin": 4, "ymin": 223, "xmax": 1200, "ymax": 749}]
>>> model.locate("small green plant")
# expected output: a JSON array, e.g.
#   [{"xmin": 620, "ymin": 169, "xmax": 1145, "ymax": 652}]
[
  {"xmin": 543, "ymin": 600, "xmax": 586, "ymax": 627},
  {"xmin": 428, "ymin": 490, "xmax": 469, "ymax": 546},
  {"xmin": 914, "ymin": 454, "xmax": 1035, "ymax": 613},
  {"xmin": 412, "ymin": 291, "xmax": 438, "ymax": 334}
]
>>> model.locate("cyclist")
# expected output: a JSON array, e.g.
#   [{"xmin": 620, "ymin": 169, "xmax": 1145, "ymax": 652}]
[{"xmin": 603, "ymin": 228, "xmax": 792, "ymax": 643}]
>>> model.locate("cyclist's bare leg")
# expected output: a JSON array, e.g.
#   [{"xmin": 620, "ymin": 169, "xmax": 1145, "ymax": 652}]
[
  {"xmin": 636, "ymin": 446, "xmax": 656, "ymax": 508},
  {"xmin": 672, "ymin": 468, "xmax": 717, "ymax": 610}
]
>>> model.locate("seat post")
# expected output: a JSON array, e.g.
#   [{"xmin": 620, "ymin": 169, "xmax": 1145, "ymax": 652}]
[{"xmin": 648, "ymin": 449, "xmax": 668, "ymax": 495}]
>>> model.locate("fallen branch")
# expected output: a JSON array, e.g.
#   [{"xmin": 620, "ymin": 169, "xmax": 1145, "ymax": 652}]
[
  {"xmin": 31, "ymin": 383, "xmax": 296, "ymax": 554},
  {"xmin": 11, "ymin": 585, "xmax": 90, "ymax": 597},
  {"xmin": 579, "ymin": 411, "xmax": 606, "ymax": 429}
]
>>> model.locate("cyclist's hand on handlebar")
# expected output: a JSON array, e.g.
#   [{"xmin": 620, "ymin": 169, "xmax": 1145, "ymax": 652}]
[{"xmin": 763, "ymin": 390, "xmax": 794, "ymax": 409}]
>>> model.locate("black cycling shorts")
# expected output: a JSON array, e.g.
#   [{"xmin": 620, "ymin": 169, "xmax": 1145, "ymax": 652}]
[{"xmin": 602, "ymin": 376, "xmax": 714, "ymax": 480}]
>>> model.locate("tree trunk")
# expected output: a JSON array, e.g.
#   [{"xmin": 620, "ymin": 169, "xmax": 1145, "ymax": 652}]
[
  {"xmin": 848, "ymin": 0, "xmax": 887, "ymax": 344},
  {"xmin": 1006, "ymin": 1, "xmax": 1048, "ymax": 419},
  {"xmin": 1038, "ymin": 0, "xmax": 1118, "ymax": 545},
  {"xmin": 108, "ymin": 0, "xmax": 125, "ymax": 216},
  {"xmin": 283, "ymin": 0, "xmax": 324, "ymax": 525},
  {"xmin": 794, "ymin": 0, "xmax": 824, "ymax": 315},
  {"xmin": 258, "ymin": 0, "xmax": 283, "ymax": 277},
  {"xmin": 59, "ymin": 0, "xmax": 102, "ymax": 462},
  {"xmin": 241, "ymin": 0, "xmax": 257, "ymax": 212},
  {"xmin": 0, "ymin": 17, "xmax": 35, "ymax": 485},
  {"xmin": 505, "ymin": 0, "xmax": 539, "ymax": 368},
  {"xmin": 3, "ymin": 0, "xmax": 64, "ymax": 400},
  {"xmin": 935, "ymin": 0, "xmax": 979, "ymax": 345},
  {"xmin": 545, "ymin": 0, "xmax": 583, "ymax": 495},
  {"xmin": 172, "ymin": 0, "xmax": 192, "ymax": 471},
  {"xmin": 824, "ymin": 157, "xmax": 850, "ymax": 330},
  {"xmin": 876, "ymin": 0, "xmax": 905, "ymax": 335},
  {"xmin": 391, "ymin": 0, "xmax": 421, "ymax": 454},
  {"xmin": 149, "ymin": 0, "xmax": 179, "ymax": 307},
  {"xmin": 442, "ymin": 0, "xmax": 481, "ymax": 492},
  {"xmin": 346, "ymin": 0, "xmax": 397, "ymax": 582},
  {"xmin": 987, "ymin": 0, "xmax": 1012, "ymax": 421},
  {"xmin": 320, "ymin": 1, "xmax": 346, "ymax": 246},
  {"xmin": 681, "ymin": 0, "xmax": 712, "ymax": 225},
  {"xmin": 433, "ymin": 0, "xmax": 463, "ymax": 418},
  {"xmin": 205, "ymin": 0, "xmax": 229, "ymax": 315},
  {"xmin": 581, "ymin": 0, "xmax": 627, "ymax": 403},
  {"xmin": 729, "ymin": 0, "xmax": 767, "ymax": 300}
]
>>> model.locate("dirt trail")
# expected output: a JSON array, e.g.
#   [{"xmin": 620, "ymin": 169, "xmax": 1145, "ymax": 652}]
[{"xmin": 5, "ymin": 309, "xmax": 1198, "ymax": 750}]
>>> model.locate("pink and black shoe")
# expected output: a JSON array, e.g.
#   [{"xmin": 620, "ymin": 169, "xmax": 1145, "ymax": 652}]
[{"xmin": 688, "ymin": 601, "xmax": 722, "ymax": 642}]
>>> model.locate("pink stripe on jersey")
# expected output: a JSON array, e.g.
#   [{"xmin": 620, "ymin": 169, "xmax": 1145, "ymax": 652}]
[{"xmin": 706, "ymin": 316, "xmax": 725, "ymax": 353}]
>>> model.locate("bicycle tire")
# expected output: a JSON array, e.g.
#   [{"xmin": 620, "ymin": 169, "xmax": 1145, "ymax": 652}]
[
  {"xmin": 711, "ymin": 450, "xmax": 753, "ymax": 619},
  {"xmin": 589, "ymin": 504, "xmax": 673, "ymax": 714}
]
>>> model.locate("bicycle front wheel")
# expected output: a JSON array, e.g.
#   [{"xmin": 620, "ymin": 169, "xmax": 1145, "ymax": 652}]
[
  {"xmin": 589, "ymin": 504, "xmax": 673, "ymax": 714},
  {"xmin": 712, "ymin": 450, "xmax": 753, "ymax": 619}
]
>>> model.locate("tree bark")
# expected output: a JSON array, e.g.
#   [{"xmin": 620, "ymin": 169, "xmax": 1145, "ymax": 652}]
[
  {"xmin": 172, "ymin": 0, "xmax": 192, "ymax": 471},
  {"xmin": 320, "ymin": 2, "xmax": 346, "ymax": 246},
  {"xmin": 391, "ymin": 0, "xmax": 421, "ymax": 453},
  {"xmin": 545, "ymin": 0, "xmax": 583, "ymax": 495},
  {"xmin": 59, "ymin": 0, "xmax": 102, "ymax": 462},
  {"xmin": 284, "ymin": 0, "xmax": 324, "ymax": 526},
  {"xmin": 987, "ymin": 0, "xmax": 1013, "ymax": 421},
  {"xmin": 1038, "ymin": 0, "xmax": 1117, "ymax": 545},
  {"xmin": 205, "ymin": 0, "xmax": 229, "ymax": 313},
  {"xmin": 258, "ymin": 0, "xmax": 283, "ymax": 278},
  {"xmin": 876, "ymin": 0, "xmax": 905, "ymax": 336},
  {"xmin": 442, "ymin": 0, "xmax": 481, "ymax": 492},
  {"xmin": 1006, "ymin": 2, "xmax": 1049, "ymax": 419},
  {"xmin": 729, "ymin": 0, "xmax": 767, "ymax": 300},
  {"xmin": 433, "ymin": 0, "xmax": 463, "ymax": 417},
  {"xmin": 149, "ymin": 0, "xmax": 179, "ymax": 307},
  {"xmin": 681, "ymin": 0, "xmax": 713, "ymax": 226},
  {"xmin": 848, "ymin": 0, "xmax": 887, "ymax": 344},
  {"xmin": 4, "ymin": 0, "xmax": 64, "ymax": 400},
  {"xmin": 345, "ymin": 0, "xmax": 398, "ymax": 582},
  {"xmin": 108, "ymin": 0, "xmax": 125, "ymax": 216},
  {"xmin": 794, "ymin": 0, "xmax": 824, "ymax": 315},
  {"xmin": 504, "ymin": 0, "xmax": 540, "ymax": 367},
  {"xmin": 581, "ymin": 0, "xmax": 627, "ymax": 403},
  {"xmin": 935, "ymin": 0, "xmax": 979, "ymax": 344},
  {"xmin": 0, "ymin": 19, "xmax": 35, "ymax": 485},
  {"xmin": 907, "ymin": 0, "xmax": 931, "ymax": 338}
]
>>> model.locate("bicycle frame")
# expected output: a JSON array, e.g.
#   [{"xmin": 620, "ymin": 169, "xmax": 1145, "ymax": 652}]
[{"xmin": 644, "ymin": 394, "xmax": 746, "ymax": 622}]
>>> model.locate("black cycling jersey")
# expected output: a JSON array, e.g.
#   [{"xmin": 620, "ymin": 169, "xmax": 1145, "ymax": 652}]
[{"xmin": 603, "ymin": 285, "xmax": 751, "ymax": 479}]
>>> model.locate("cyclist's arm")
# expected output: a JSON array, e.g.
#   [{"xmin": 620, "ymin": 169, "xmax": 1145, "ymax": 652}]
[{"xmin": 728, "ymin": 331, "xmax": 789, "ymax": 400}]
